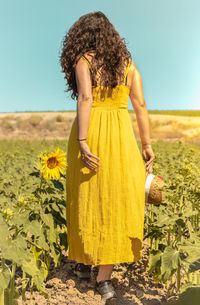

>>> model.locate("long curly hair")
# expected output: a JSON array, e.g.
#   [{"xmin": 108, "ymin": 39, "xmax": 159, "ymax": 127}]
[{"xmin": 59, "ymin": 11, "xmax": 132, "ymax": 100}]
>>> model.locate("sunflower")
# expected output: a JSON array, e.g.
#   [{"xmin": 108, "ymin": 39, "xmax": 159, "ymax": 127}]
[{"xmin": 40, "ymin": 147, "xmax": 67, "ymax": 180}]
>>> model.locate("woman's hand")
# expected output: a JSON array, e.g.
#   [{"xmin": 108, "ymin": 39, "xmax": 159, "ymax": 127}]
[
  {"xmin": 142, "ymin": 145, "xmax": 155, "ymax": 174},
  {"xmin": 79, "ymin": 141, "xmax": 100, "ymax": 171}
]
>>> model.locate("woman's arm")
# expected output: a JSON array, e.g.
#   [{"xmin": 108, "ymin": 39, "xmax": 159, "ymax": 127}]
[
  {"xmin": 74, "ymin": 56, "xmax": 100, "ymax": 171},
  {"xmin": 75, "ymin": 56, "xmax": 93, "ymax": 140},
  {"xmin": 129, "ymin": 60, "xmax": 155, "ymax": 173}
]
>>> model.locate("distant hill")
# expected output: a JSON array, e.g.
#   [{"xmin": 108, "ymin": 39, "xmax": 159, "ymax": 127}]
[
  {"xmin": 130, "ymin": 110, "xmax": 200, "ymax": 117},
  {"xmin": 0, "ymin": 111, "xmax": 199, "ymax": 145},
  {"xmin": 3, "ymin": 110, "xmax": 199, "ymax": 117}
]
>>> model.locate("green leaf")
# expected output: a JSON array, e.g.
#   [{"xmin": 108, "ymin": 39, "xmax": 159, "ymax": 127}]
[
  {"xmin": 37, "ymin": 234, "xmax": 49, "ymax": 251},
  {"xmin": 51, "ymin": 180, "xmax": 64, "ymax": 191},
  {"xmin": 25, "ymin": 220, "xmax": 42, "ymax": 237},
  {"xmin": 154, "ymin": 213, "xmax": 179, "ymax": 228},
  {"xmin": 181, "ymin": 241, "xmax": 200, "ymax": 263},
  {"xmin": 160, "ymin": 246, "xmax": 181, "ymax": 281},
  {"xmin": 0, "ymin": 269, "xmax": 10, "ymax": 299},
  {"xmin": 148, "ymin": 250, "xmax": 162, "ymax": 274}
]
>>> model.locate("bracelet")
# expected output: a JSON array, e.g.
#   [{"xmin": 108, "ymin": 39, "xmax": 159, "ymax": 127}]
[
  {"xmin": 142, "ymin": 143, "xmax": 151, "ymax": 147},
  {"xmin": 77, "ymin": 138, "xmax": 87, "ymax": 141}
]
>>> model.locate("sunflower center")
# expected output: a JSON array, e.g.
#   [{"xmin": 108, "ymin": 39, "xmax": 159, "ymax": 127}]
[{"xmin": 47, "ymin": 157, "xmax": 59, "ymax": 169}]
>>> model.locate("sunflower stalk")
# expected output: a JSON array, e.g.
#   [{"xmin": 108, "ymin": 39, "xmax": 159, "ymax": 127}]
[
  {"xmin": 176, "ymin": 224, "xmax": 182, "ymax": 293},
  {"xmin": 21, "ymin": 271, "xmax": 27, "ymax": 301},
  {"xmin": 167, "ymin": 228, "xmax": 171, "ymax": 245}
]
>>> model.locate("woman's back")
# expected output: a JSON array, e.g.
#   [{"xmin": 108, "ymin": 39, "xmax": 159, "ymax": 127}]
[
  {"xmin": 81, "ymin": 52, "xmax": 134, "ymax": 87},
  {"xmin": 81, "ymin": 53, "xmax": 133, "ymax": 109}
]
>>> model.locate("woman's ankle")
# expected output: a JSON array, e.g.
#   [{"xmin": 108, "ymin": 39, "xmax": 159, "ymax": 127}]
[
  {"xmin": 96, "ymin": 276, "xmax": 111, "ymax": 283},
  {"xmin": 96, "ymin": 264, "xmax": 114, "ymax": 283}
]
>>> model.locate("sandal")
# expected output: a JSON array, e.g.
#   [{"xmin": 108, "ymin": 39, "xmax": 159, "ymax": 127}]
[
  {"xmin": 73, "ymin": 263, "xmax": 91, "ymax": 279},
  {"xmin": 95, "ymin": 279, "xmax": 117, "ymax": 302}
]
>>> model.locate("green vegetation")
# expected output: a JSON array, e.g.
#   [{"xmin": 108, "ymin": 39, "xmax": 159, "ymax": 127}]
[
  {"xmin": 141, "ymin": 140, "xmax": 200, "ymax": 304},
  {"xmin": 0, "ymin": 139, "xmax": 200, "ymax": 304}
]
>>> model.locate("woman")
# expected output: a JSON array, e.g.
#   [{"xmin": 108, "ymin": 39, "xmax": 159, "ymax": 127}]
[{"xmin": 60, "ymin": 11, "xmax": 155, "ymax": 302}]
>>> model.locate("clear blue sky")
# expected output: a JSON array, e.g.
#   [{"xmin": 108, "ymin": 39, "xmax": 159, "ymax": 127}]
[{"xmin": 0, "ymin": 0, "xmax": 200, "ymax": 112}]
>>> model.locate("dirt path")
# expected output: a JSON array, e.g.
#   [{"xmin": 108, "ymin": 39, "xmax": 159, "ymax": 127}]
[{"xmin": 17, "ymin": 243, "xmax": 176, "ymax": 305}]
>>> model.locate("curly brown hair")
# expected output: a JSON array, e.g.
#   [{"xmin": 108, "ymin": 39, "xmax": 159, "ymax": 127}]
[{"xmin": 59, "ymin": 11, "xmax": 132, "ymax": 100}]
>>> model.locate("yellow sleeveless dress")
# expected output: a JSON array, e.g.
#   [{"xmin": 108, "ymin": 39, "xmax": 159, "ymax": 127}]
[{"xmin": 66, "ymin": 56, "xmax": 146, "ymax": 265}]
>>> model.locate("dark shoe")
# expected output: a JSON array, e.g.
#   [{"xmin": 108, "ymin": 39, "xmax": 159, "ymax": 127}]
[
  {"xmin": 73, "ymin": 263, "xmax": 91, "ymax": 279},
  {"xmin": 95, "ymin": 280, "xmax": 117, "ymax": 302}
]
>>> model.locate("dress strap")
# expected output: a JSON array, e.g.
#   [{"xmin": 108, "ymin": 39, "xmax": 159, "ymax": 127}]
[
  {"xmin": 123, "ymin": 58, "xmax": 131, "ymax": 85},
  {"xmin": 81, "ymin": 55, "xmax": 94, "ymax": 73}
]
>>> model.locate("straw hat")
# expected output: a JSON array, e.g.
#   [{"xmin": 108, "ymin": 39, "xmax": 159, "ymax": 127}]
[{"xmin": 145, "ymin": 171, "xmax": 166, "ymax": 205}]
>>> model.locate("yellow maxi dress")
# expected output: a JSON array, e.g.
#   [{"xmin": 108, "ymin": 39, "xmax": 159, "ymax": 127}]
[{"xmin": 66, "ymin": 56, "xmax": 146, "ymax": 265}]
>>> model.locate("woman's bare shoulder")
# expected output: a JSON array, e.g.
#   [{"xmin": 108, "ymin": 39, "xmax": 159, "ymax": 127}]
[
  {"xmin": 127, "ymin": 59, "xmax": 142, "ymax": 89},
  {"xmin": 129, "ymin": 59, "xmax": 137, "ymax": 73}
]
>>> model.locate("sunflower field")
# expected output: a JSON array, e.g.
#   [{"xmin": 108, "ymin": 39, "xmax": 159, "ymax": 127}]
[{"xmin": 0, "ymin": 139, "xmax": 200, "ymax": 305}]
